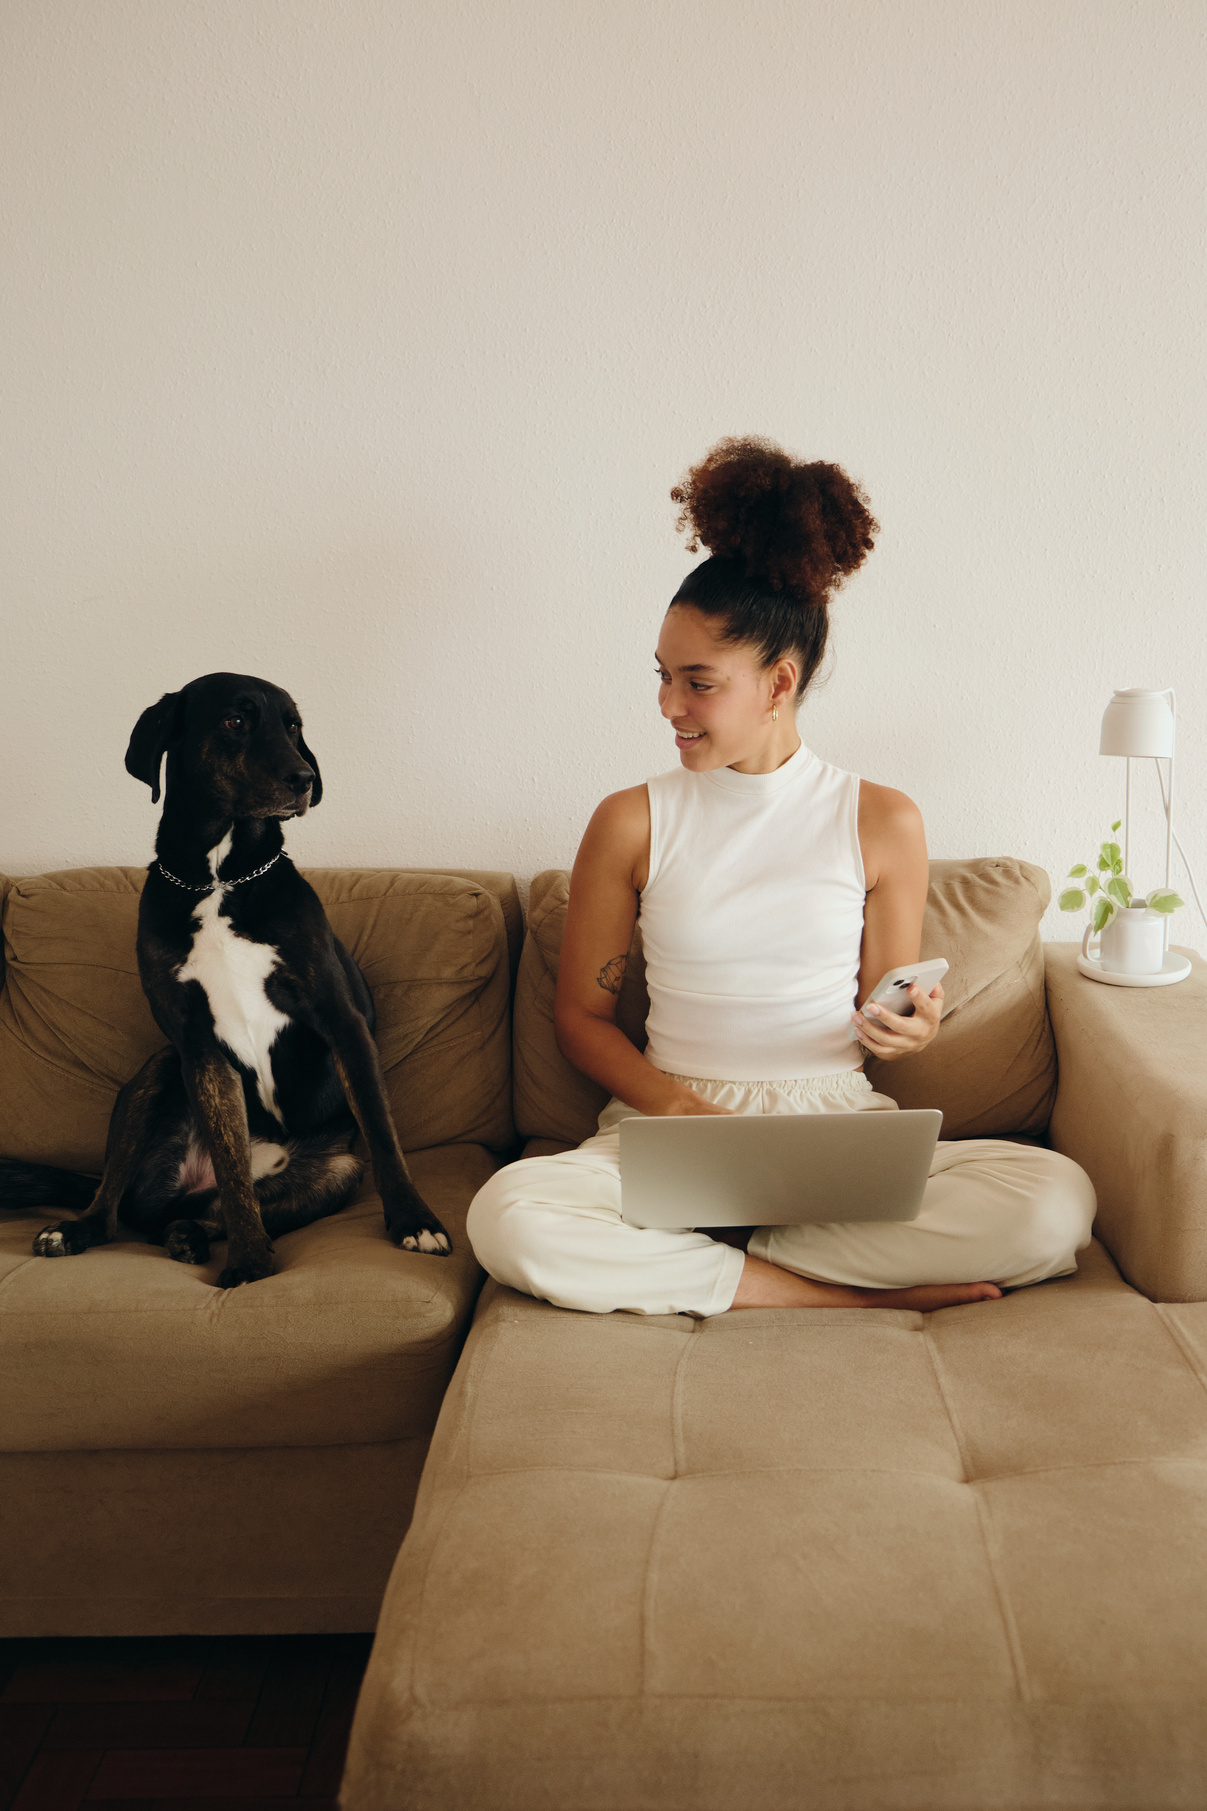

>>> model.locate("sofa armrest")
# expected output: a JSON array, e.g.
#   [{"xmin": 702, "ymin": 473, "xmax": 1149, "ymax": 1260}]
[{"xmin": 1045, "ymin": 942, "xmax": 1207, "ymax": 1301}]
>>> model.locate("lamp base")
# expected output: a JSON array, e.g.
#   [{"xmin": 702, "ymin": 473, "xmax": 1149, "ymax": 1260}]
[{"xmin": 1076, "ymin": 950, "xmax": 1192, "ymax": 988}]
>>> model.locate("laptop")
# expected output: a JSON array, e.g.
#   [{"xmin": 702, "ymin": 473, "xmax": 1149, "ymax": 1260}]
[{"xmin": 618, "ymin": 1109, "xmax": 942, "ymax": 1230}]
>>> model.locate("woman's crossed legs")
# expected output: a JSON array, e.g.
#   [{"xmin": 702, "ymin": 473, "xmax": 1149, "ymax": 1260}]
[{"xmin": 468, "ymin": 1077, "xmax": 1096, "ymax": 1318}]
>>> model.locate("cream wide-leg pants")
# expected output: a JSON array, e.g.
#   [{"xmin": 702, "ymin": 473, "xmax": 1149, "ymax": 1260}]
[{"xmin": 467, "ymin": 1072, "xmax": 1097, "ymax": 1318}]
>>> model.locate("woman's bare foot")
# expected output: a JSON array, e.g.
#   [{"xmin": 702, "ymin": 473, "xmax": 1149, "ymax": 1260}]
[{"xmin": 729, "ymin": 1253, "xmax": 1002, "ymax": 1312}]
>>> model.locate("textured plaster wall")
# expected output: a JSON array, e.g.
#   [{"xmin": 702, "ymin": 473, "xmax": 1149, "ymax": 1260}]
[{"xmin": 2, "ymin": 0, "xmax": 1205, "ymax": 946}]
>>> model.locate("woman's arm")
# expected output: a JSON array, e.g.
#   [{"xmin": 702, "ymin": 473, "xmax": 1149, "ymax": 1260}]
[
  {"xmin": 554, "ymin": 788, "xmax": 730, "ymax": 1116},
  {"xmin": 852, "ymin": 782, "xmax": 942, "ymax": 1062}
]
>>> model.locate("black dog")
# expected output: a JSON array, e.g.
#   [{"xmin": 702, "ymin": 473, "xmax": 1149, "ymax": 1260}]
[{"xmin": 10, "ymin": 672, "xmax": 450, "ymax": 1287}]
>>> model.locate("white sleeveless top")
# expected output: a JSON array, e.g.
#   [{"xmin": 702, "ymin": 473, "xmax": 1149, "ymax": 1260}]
[{"xmin": 639, "ymin": 742, "xmax": 866, "ymax": 1081}]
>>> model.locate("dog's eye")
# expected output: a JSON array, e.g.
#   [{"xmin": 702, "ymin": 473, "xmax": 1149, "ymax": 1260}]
[{"xmin": 223, "ymin": 715, "xmax": 245, "ymax": 731}]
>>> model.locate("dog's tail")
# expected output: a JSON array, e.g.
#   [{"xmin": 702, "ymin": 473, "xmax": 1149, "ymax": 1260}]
[{"xmin": 0, "ymin": 1158, "xmax": 98, "ymax": 1213}]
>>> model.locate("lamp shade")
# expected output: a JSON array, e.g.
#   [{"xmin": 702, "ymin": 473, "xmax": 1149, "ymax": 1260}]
[{"xmin": 1099, "ymin": 688, "xmax": 1175, "ymax": 758}]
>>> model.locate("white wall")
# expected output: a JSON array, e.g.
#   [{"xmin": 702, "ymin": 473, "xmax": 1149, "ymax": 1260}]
[{"xmin": 3, "ymin": 0, "xmax": 1205, "ymax": 945}]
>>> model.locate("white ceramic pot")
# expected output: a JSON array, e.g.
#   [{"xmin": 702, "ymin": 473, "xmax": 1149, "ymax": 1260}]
[{"xmin": 1083, "ymin": 904, "xmax": 1165, "ymax": 975}]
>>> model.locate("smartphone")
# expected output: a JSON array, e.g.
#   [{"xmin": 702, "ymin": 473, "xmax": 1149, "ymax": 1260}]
[{"xmin": 848, "ymin": 958, "xmax": 949, "ymax": 1041}]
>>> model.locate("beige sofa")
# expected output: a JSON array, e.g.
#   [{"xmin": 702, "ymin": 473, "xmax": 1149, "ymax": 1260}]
[
  {"xmin": 4, "ymin": 854, "xmax": 1206, "ymax": 1806},
  {"xmin": 342, "ymin": 860, "xmax": 1207, "ymax": 1811},
  {"xmin": 0, "ymin": 864, "xmax": 519, "ymax": 1636}
]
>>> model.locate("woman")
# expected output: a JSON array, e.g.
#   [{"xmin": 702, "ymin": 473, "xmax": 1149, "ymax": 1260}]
[{"xmin": 469, "ymin": 437, "xmax": 1094, "ymax": 1316}]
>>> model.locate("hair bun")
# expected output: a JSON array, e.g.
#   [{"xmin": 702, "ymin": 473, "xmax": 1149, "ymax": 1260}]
[{"xmin": 671, "ymin": 435, "xmax": 877, "ymax": 602}]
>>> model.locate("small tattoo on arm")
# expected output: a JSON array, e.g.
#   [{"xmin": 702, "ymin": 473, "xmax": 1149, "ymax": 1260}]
[{"xmin": 596, "ymin": 954, "xmax": 627, "ymax": 996}]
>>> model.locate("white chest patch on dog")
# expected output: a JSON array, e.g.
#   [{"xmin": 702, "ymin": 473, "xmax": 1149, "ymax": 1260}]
[{"xmin": 176, "ymin": 888, "xmax": 290, "ymax": 1119}]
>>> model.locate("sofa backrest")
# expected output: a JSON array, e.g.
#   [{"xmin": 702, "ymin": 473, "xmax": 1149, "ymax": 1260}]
[
  {"xmin": 0, "ymin": 866, "xmax": 521, "ymax": 1172},
  {"xmin": 513, "ymin": 856, "xmax": 1057, "ymax": 1143}
]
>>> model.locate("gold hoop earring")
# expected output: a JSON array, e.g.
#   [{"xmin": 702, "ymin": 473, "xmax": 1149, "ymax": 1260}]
[{"xmin": 772, "ymin": 705, "xmax": 779, "ymax": 723}]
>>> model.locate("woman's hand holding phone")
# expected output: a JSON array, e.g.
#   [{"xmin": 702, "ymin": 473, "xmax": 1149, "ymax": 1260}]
[
  {"xmin": 851, "ymin": 957, "xmax": 948, "ymax": 1062},
  {"xmin": 851, "ymin": 980, "xmax": 944, "ymax": 1060},
  {"xmin": 844, "ymin": 985, "xmax": 942, "ymax": 1057}
]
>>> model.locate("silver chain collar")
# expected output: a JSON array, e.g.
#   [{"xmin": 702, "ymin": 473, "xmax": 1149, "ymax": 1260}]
[{"xmin": 155, "ymin": 851, "xmax": 283, "ymax": 895}]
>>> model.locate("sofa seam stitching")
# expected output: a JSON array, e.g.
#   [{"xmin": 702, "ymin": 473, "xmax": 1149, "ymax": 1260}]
[
  {"xmin": 459, "ymin": 1460, "xmax": 966, "ymax": 1483},
  {"xmin": 1152, "ymin": 1306, "xmax": 1207, "ymax": 1401},
  {"xmin": 953, "ymin": 1452, "xmax": 1207, "ymax": 1486},
  {"xmin": 0, "ymin": 1250, "xmax": 48, "ymax": 1303},
  {"xmin": 340, "ymin": 1452, "xmax": 1207, "ymax": 1486},
  {"xmin": 408, "ymin": 1686, "xmax": 1074, "ymax": 1710},
  {"xmin": 670, "ymin": 1321, "xmax": 696, "ymax": 1478},
  {"xmin": 638, "ymin": 1322, "xmax": 699, "ymax": 1698},
  {"xmin": 922, "ymin": 1323, "xmax": 1032, "ymax": 1703},
  {"xmin": 478, "ymin": 890, "xmax": 511, "ymax": 1145}
]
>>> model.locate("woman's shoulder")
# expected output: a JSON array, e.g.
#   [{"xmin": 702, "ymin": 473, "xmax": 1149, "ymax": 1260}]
[
  {"xmin": 857, "ymin": 778, "xmax": 923, "ymax": 832},
  {"xmin": 578, "ymin": 784, "xmax": 651, "ymax": 877},
  {"xmin": 857, "ymin": 779, "xmax": 926, "ymax": 887},
  {"xmin": 572, "ymin": 785, "xmax": 648, "ymax": 898}
]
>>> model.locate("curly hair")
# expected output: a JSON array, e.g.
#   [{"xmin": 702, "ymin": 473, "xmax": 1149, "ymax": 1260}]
[{"xmin": 670, "ymin": 436, "xmax": 878, "ymax": 699}]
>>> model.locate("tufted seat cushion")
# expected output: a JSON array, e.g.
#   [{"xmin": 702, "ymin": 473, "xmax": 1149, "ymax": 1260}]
[{"xmin": 343, "ymin": 1239, "xmax": 1207, "ymax": 1811}]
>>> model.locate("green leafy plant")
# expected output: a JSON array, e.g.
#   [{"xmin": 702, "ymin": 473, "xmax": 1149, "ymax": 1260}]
[{"xmin": 1059, "ymin": 821, "xmax": 1184, "ymax": 934}]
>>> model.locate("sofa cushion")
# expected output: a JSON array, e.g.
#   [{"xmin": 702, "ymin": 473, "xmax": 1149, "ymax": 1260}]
[
  {"xmin": 863, "ymin": 856, "xmax": 1056, "ymax": 1136},
  {"xmin": 0, "ymin": 1142, "xmax": 491, "ymax": 1454},
  {"xmin": 514, "ymin": 857, "xmax": 1056, "ymax": 1144},
  {"xmin": 0, "ymin": 866, "xmax": 519, "ymax": 1172},
  {"xmin": 342, "ymin": 1242, "xmax": 1207, "ymax": 1811}
]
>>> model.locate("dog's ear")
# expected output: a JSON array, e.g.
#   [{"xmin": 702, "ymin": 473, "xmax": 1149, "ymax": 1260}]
[
  {"xmin": 125, "ymin": 691, "xmax": 186, "ymax": 803},
  {"xmin": 297, "ymin": 732, "xmax": 322, "ymax": 807}
]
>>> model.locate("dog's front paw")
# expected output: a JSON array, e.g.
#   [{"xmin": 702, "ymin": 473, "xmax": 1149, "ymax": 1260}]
[
  {"xmin": 165, "ymin": 1220, "xmax": 212, "ymax": 1265},
  {"xmin": 386, "ymin": 1196, "xmax": 452, "ymax": 1255},
  {"xmin": 34, "ymin": 1221, "xmax": 90, "ymax": 1257},
  {"xmin": 216, "ymin": 1249, "xmax": 274, "ymax": 1289},
  {"xmin": 400, "ymin": 1226, "xmax": 452, "ymax": 1255}
]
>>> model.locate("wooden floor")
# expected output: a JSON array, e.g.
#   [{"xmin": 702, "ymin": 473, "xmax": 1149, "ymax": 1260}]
[{"xmin": 0, "ymin": 1634, "xmax": 373, "ymax": 1811}]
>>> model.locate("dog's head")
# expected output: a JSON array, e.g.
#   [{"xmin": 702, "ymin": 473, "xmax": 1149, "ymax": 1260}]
[{"xmin": 126, "ymin": 673, "xmax": 323, "ymax": 817}]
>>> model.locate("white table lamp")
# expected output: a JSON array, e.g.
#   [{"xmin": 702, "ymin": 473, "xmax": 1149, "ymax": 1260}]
[
  {"xmin": 1080, "ymin": 685, "xmax": 1192, "ymax": 987},
  {"xmin": 1098, "ymin": 687, "xmax": 1175, "ymax": 891}
]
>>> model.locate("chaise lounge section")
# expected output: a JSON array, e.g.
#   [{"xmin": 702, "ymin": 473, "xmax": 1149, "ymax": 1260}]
[{"xmin": 341, "ymin": 859, "xmax": 1207, "ymax": 1811}]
